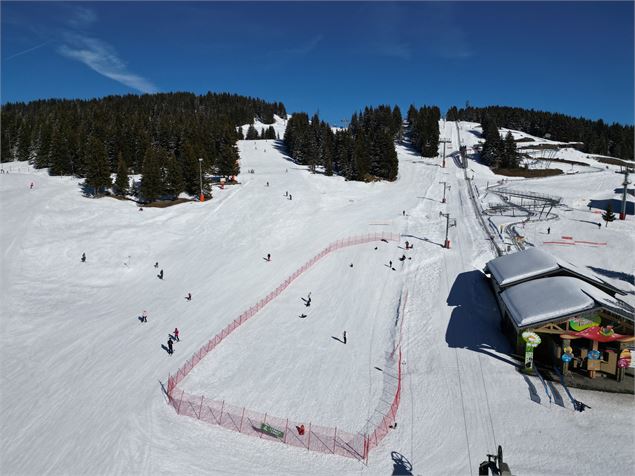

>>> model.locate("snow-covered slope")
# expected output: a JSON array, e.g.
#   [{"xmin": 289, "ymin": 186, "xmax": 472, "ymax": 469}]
[{"xmin": 1, "ymin": 118, "xmax": 633, "ymax": 475}]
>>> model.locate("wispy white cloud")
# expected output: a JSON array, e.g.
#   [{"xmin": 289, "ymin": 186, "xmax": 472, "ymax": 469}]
[
  {"xmin": 264, "ymin": 35, "xmax": 323, "ymax": 70},
  {"xmin": 268, "ymin": 35, "xmax": 323, "ymax": 59},
  {"xmin": 58, "ymin": 35, "xmax": 158, "ymax": 93},
  {"xmin": 66, "ymin": 6, "xmax": 97, "ymax": 29}
]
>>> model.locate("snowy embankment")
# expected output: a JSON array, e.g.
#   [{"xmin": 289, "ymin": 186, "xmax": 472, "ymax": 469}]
[{"xmin": 0, "ymin": 116, "xmax": 633, "ymax": 475}]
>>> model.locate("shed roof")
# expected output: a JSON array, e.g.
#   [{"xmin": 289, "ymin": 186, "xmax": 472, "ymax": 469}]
[
  {"xmin": 500, "ymin": 276, "xmax": 633, "ymax": 329},
  {"xmin": 487, "ymin": 248, "xmax": 556, "ymax": 286},
  {"xmin": 485, "ymin": 248, "xmax": 625, "ymax": 295}
]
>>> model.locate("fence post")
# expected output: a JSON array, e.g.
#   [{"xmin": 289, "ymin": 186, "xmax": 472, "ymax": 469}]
[
  {"xmin": 283, "ymin": 419, "xmax": 288, "ymax": 443},
  {"xmin": 261, "ymin": 413, "xmax": 267, "ymax": 438},
  {"xmin": 177, "ymin": 389, "xmax": 184, "ymax": 414},
  {"xmin": 239, "ymin": 406, "xmax": 245, "ymax": 432},
  {"xmin": 198, "ymin": 395, "xmax": 204, "ymax": 419},
  {"xmin": 307, "ymin": 422, "xmax": 312, "ymax": 450},
  {"xmin": 333, "ymin": 427, "xmax": 337, "ymax": 453},
  {"xmin": 219, "ymin": 400, "xmax": 225, "ymax": 425}
]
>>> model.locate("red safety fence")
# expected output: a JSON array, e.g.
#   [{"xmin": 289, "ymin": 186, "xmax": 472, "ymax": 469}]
[{"xmin": 167, "ymin": 232, "xmax": 403, "ymax": 462}]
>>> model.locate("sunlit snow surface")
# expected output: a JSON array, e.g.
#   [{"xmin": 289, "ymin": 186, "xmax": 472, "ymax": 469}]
[{"xmin": 1, "ymin": 118, "xmax": 633, "ymax": 475}]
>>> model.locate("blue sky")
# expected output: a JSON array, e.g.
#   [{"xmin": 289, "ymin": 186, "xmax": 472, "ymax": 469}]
[{"xmin": 2, "ymin": 1, "xmax": 633, "ymax": 125}]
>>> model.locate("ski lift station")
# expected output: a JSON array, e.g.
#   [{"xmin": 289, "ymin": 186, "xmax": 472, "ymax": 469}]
[{"xmin": 484, "ymin": 248, "xmax": 634, "ymax": 391}]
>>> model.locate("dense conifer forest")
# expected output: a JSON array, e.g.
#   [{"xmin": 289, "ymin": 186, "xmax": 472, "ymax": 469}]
[
  {"xmin": 0, "ymin": 92, "xmax": 286, "ymax": 200},
  {"xmin": 446, "ymin": 105, "xmax": 634, "ymax": 161},
  {"xmin": 283, "ymin": 105, "xmax": 406, "ymax": 182}
]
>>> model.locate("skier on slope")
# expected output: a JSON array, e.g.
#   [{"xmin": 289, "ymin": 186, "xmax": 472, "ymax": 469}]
[
  {"xmin": 185, "ymin": 292, "xmax": 192, "ymax": 301},
  {"xmin": 81, "ymin": 252, "xmax": 86, "ymax": 263},
  {"xmin": 141, "ymin": 310, "xmax": 148, "ymax": 323},
  {"xmin": 167, "ymin": 338, "xmax": 173, "ymax": 355},
  {"xmin": 173, "ymin": 328, "xmax": 180, "ymax": 342},
  {"xmin": 158, "ymin": 269, "xmax": 164, "ymax": 280},
  {"xmin": 343, "ymin": 331, "xmax": 347, "ymax": 344}
]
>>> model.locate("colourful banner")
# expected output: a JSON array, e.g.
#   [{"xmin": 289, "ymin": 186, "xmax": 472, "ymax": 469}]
[{"xmin": 569, "ymin": 315, "xmax": 601, "ymax": 332}]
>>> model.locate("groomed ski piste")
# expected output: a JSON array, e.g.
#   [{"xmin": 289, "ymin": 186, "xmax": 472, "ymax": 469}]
[{"xmin": 1, "ymin": 117, "xmax": 633, "ymax": 475}]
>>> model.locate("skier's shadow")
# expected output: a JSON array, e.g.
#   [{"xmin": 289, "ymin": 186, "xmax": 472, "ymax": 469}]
[
  {"xmin": 161, "ymin": 344, "xmax": 171, "ymax": 354},
  {"xmin": 331, "ymin": 336, "xmax": 345, "ymax": 344},
  {"xmin": 137, "ymin": 315, "xmax": 145, "ymax": 323}
]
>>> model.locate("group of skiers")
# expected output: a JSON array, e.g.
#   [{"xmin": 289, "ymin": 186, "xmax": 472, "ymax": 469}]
[{"xmin": 166, "ymin": 328, "xmax": 179, "ymax": 355}]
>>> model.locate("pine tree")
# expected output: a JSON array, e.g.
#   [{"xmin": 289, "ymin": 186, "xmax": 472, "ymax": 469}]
[
  {"xmin": 245, "ymin": 125, "xmax": 259, "ymax": 140},
  {"xmin": 502, "ymin": 132, "xmax": 519, "ymax": 168},
  {"xmin": 49, "ymin": 126, "xmax": 72, "ymax": 175},
  {"xmin": 16, "ymin": 121, "xmax": 32, "ymax": 162},
  {"xmin": 114, "ymin": 153, "xmax": 129, "ymax": 196},
  {"xmin": 236, "ymin": 127, "xmax": 244, "ymax": 140},
  {"xmin": 216, "ymin": 130, "xmax": 240, "ymax": 177},
  {"xmin": 163, "ymin": 150, "xmax": 184, "ymax": 199},
  {"xmin": 181, "ymin": 142, "xmax": 202, "ymax": 196},
  {"xmin": 84, "ymin": 136, "xmax": 112, "ymax": 196},
  {"xmin": 140, "ymin": 146, "xmax": 163, "ymax": 202},
  {"xmin": 602, "ymin": 202, "xmax": 616, "ymax": 226}
]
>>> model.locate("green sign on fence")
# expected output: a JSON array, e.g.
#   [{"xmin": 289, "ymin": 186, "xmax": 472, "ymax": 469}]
[{"xmin": 260, "ymin": 423, "xmax": 285, "ymax": 439}]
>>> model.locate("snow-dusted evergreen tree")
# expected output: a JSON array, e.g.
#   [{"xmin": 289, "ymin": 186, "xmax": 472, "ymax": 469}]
[
  {"xmin": 84, "ymin": 136, "xmax": 112, "ymax": 196},
  {"xmin": 164, "ymin": 151, "xmax": 184, "ymax": 199},
  {"xmin": 245, "ymin": 125, "xmax": 259, "ymax": 140},
  {"xmin": 114, "ymin": 153, "xmax": 129, "ymax": 196},
  {"xmin": 140, "ymin": 146, "xmax": 163, "ymax": 202},
  {"xmin": 502, "ymin": 132, "xmax": 520, "ymax": 168}
]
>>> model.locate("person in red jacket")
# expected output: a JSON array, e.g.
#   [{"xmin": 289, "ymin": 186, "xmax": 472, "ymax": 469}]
[{"xmin": 174, "ymin": 328, "xmax": 180, "ymax": 342}]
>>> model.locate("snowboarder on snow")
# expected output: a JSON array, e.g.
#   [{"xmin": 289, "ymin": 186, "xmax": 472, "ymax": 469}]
[
  {"xmin": 158, "ymin": 269, "xmax": 164, "ymax": 280},
  {"xmin": 154, "ymin": 262, "xmax": 159, "ymax": 268},
  {"xmin": 547, "ymin": 227, "xmax": 550, "ymax": 235},
  {"xmin": 389, "ymin": 260, "xmax": 392, "ymax": 268},
  {"xmin": 299, "ymin": 313, "xmax": 307, "ymax": 319},
  {"xmin": 30, "ymin": 182, "xmax": 34, "ymax": 190},
  {"xmin": 167, "ymin": 338, "xmax": 173, "ymax": 355},
  {"xmin": 343, "ymin": 331, "xmax": 347, "ymax": 344},
  {"xmin": 174, "ymin": 328, "xmax": 180, "ymax": 342},
  {"xmin": 267, "ymin": 253, "xmax": 271, "ymax": 262},
  {"xmin": 289, "ymin": 194, "xmax": 292, "ymax": 200},
  {"xmin": 81, "ymin": 252, "xmax": 86, "ymax": 263},
  {"xmin": 597, "ymin": 223, "xmax": 601, "ymax": 229},
  {"xmin": 141, "ymin": 310, "xmax": 148, "ymax": 323},
  {"xmin": 405, "ymin": 240, "xmax": 409, "ymax": 249},
  {"xmin": 266, "ymin": 181, "xmax": 269, "ymax": 187},
  {"xmin": 185, "ymin": 292, "xmax": 192, "ymax": 301},
  {"xmin": 402, "ymin": 210, "xmax": 405, "ymax": 216}
]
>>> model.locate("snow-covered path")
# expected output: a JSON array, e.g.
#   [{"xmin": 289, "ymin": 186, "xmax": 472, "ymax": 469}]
[{"xmin": 1, "ymin": 120, "xmax": 632, "ymax": 475}]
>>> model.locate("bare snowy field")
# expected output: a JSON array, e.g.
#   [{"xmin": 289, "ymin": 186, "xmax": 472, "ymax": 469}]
[{"xmin": 1, "ymin": 119, "xmax": 633, "ymax": 475}]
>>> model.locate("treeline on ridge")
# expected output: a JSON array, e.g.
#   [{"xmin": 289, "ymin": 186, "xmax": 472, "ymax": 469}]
[
  {"xmin": 0, "ymin": 92, "xmax": 286, "ymax": 200},
  {"xmin": 447, "ymin": 105, "xmax": 634, "ymax": 161},
  {"xmin": 283, "ymin": 104, "xmax": 440, "ymax": 182}
]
